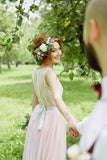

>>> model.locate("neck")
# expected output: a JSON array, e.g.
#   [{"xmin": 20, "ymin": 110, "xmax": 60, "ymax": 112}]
[{"xmin": 41, "ymin": 61, "xmax": 53, "ymax": 69}]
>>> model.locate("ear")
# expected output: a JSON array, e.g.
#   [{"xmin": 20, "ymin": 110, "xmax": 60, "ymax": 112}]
[{"xmin": 89, "ymin": 19, "xmax": 101, "ymax": 44}]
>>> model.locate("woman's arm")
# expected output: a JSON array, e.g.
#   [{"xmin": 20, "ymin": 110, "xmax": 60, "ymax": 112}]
[
  {"xmin": 32, "ymin": 79, "xmax": 38, "ymax": 111},
  {"xmin": 45, "ymin": 70, "xmax": 77, "ymax": 130}
]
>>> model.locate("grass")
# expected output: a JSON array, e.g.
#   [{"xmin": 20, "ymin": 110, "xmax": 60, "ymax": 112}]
[{"xmin": 0, "ymin": 64, "xmax": 100, "ymax": 160}]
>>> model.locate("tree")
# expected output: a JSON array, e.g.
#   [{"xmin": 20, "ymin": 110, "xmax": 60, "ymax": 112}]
[
  {"xmin": 0, "ymin": 0, "xmax": 92, "ymax": 77},
  {"xmin": 0, "ymin": 4, "xmax": 16, "ymax": 71},
  {"xmin": 37, "ymin": 0, "xmax": 90, "ymax": 76},
  {"xmin": 0, "ymin": 0, "xmax": 40, "ymax": 72}
]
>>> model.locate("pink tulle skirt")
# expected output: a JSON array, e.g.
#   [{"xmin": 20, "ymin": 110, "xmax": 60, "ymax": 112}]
[{"xmin": 23, "ymin": 104, "xmax": 66, "ymax": 160}]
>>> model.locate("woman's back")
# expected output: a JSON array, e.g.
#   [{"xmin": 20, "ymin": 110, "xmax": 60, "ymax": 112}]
[
  {"xmin": 23, "ymin": 67, "xmax": 66, "ymax": 160},
  {"xmin": 32, "ymin": 67, "xmax": 63, "ymax": 107}
]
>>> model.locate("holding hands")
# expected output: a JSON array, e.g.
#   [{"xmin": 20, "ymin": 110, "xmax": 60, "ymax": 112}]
[{"xmin": 68, "ymin": 115, "xmax": 81, "ymax": 139}]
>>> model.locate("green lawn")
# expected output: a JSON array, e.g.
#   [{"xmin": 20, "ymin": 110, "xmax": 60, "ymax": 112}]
[{"xmin": 0, "ymin": 64, "xmax": 99, "ymax": 160}]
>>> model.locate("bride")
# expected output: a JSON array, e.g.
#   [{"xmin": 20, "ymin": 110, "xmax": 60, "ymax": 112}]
[{"xmin": 23, "ymin": 35, "xmax": 79, "ymax": 160}]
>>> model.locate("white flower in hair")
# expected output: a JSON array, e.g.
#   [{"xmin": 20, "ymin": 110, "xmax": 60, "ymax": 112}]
[
  {"xmin": 37, "ymin": 52, "xmax": 41, "ymax": 55},
  {"xmin": 46, "ymin": 37, "xmax": 51, "ymax": 44},
  {"xmin": 40, "ymin": 44, "xmax": 47, "ymax": 52}
]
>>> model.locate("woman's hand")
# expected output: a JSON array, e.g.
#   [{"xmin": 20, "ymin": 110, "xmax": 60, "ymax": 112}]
[{"xmin": 68, "ymin": 117, "xmax": 81, "ymax": 139}]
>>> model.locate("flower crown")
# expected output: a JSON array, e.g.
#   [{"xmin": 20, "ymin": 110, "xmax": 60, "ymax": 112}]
[{"xmin": 33, "ymin": 37, "xmax": 54, "ymax": 65}]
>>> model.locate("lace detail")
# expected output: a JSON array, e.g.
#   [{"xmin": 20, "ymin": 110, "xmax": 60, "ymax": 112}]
[{"xmin": 32, "ymin": 67, "xmax": 63, "ymax": 107}]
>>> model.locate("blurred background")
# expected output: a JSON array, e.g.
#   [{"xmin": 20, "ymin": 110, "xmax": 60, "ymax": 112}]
[{"xmin": 0, "ymin": 0, "xmax": 101, "ymax": 159}]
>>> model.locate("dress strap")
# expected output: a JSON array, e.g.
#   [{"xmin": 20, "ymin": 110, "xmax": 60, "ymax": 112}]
[{"xmin": 43, "ymin": 67, "xmax": 54, "ymax": 75}]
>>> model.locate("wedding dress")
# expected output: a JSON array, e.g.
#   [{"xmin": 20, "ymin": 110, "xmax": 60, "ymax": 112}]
[{"xmin": 23, "ymin": 67, "xmax": 66, "ymax": 160}]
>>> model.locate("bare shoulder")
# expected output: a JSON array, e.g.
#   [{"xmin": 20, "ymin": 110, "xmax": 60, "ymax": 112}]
[
  {"xmin": 45, "ymin": 69, "xmax": 57, "ymax": 79},
  {"xmin": 45, "ymin": 69, "xmax": 57, "ymax": 86}
]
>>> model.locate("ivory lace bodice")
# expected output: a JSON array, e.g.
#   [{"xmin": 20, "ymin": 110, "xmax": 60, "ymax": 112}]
[{"xmin": 32, "ymin": 67, "xmax": 63, "ymax": 107}]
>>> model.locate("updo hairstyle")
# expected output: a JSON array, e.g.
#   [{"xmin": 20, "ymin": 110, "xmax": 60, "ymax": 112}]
[{"xmin": 32, "ymin": 35, "xmax": 63, "ymax": 65}]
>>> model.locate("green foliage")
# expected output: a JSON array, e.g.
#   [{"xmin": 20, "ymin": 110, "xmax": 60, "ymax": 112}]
[
  {"xmin": 27, "ymin": 44, "xmax": 33, "ymax": 52},
  {"xmin": 0, "ymin": 0, "xmax": 41, "ymax": 71},
  {"xmin": 9, "ymin": 0, "xmax": 18, "ymax": 2},
  {"xmin": 0, "ymin": 0, "xmax": 96, "ymax": 79},
  {"xmin": 0, "ymin": 0, "xmax": 6, "ymax": 4},
  {"xmin": 6, "ymin": 44, "xmax": 12, "ymax": 51},
  {"xmin": 19, "ymin": 31, "xmax": 24, "ymax": 37},
  {"xmin": 20, "ymin": 0, "xmax": 24, "ymax": 4},
  {"xmin": 37, "ymin": 0, "xmax": 91, "ymax": 75},
  {"xmin": 12, "ymin": 35, "xmax": 20, "ymax": 43},
  {"xmin": 46, "ymin": 0, "xmax": 51, "ymax": 3},
  {"xmin": 69, "ymin": 72, "xmax": 74, "ymax": 81},
  {"xmin": 17, "ymin": 16, "xmax": 23, "ymax": 27},
  {"xmin": 21, "ymin": 113, "xmax": 31, "ymax": 130},
  {"xmin": 30, "ymin": 4, "xmax": 39, "ymax": 12},
  {"xmin": 0, "ymin": 4, "xmax": 16, "ymax": 58}
]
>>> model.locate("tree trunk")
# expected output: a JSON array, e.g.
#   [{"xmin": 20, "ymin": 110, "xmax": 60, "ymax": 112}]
[
  {"xmin": 7, "ymin": 62, "xmax": 11, "ymax": 69},
  {"xmin": 78, "ymin": 25, "xmax": 85, "ymax": 55},
  {"xmin": 16, "ymin": 61, "xmax": 20, "ymax": 67},
  {"xmin": 0, "ymin": 56, "xmax": 1, "ymax": 73}
]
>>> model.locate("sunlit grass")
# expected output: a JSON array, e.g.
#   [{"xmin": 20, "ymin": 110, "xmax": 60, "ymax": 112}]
[{"xmin": 0, "ymin": 64, "xmax": 99, "ymax": 160}]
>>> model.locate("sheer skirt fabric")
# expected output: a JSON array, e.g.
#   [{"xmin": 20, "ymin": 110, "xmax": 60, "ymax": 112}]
[{"xmin": 23, "ymin": 105, "xmax": 66, "ymax": 160}]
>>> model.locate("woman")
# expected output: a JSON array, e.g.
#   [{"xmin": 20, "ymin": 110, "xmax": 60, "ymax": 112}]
[{"xmin": 23, "ymin": 35, "xmax": 79, "ymax": 160}]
